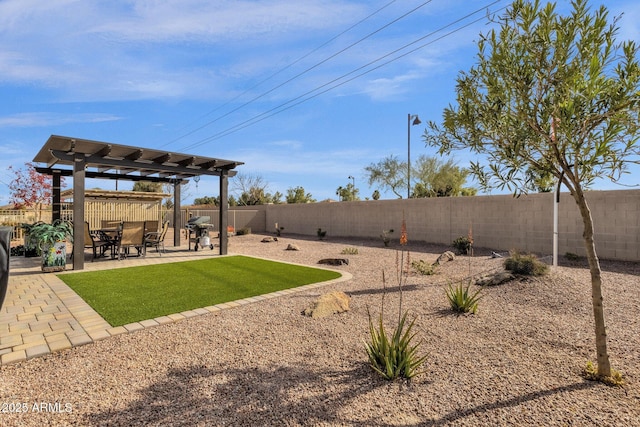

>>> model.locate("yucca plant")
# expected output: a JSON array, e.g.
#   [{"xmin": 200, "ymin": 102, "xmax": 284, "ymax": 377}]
[
  {"xmin": 365, "ymin": 307, "xmax": 427, "ymax": 380},
  {"xmin": 365, "ymin": 231, "xmax": 427, "ymax": 381},
  {"xmin": 341, "ymin": 247, "xmax": 359, "ymax": 255},
  {"xmin": 446, "ymin": 282, "xmax": 482, "ymax": 314}
]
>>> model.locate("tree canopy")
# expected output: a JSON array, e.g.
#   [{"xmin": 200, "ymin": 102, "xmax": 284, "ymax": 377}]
[
  {"xmin": 8, "ymin": 163, "xmax": 59, "ymax": 220},
  {"xmin": 286, "ymin": 186, "xmax": 316, "ymax": 204},
  {"xmin": 425, "ymin": 0, "xmax": 640, "ymax": 380},
  {"xmin": 336, "ymin": 183, "xmax": 360, "ymax": 201},
  {"xmin": 132, "ymin": 181, "xmax": 162, "ymax": 192},
  {"xmin": 232, "ymin": 173, "xmax": 282, "ymax": 205},
  {"xmin": 364, "ymin": 154, "xmax": 475, "ymax": 198},
  {"xmin": 193, "ymin": 196, "xmax": 218, "ymax": 206}
]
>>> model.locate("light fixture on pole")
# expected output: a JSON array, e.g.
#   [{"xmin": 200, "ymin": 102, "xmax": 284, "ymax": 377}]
[
  {"xmin": 348, "ymin": 175, "xmax": 355, "ymax": 200},
  {"xmin": 407, "ymin": 114, "xmax": 421, "ymax": 199}
]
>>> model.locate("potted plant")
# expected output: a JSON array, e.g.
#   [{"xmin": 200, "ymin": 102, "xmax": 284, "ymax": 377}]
[{"xmin": 28, "ymin": 220, "xmax": 73, "ymax": 272}]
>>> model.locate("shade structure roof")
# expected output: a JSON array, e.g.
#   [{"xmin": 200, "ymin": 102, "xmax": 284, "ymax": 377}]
[{"xmin": 33, "ymin": 135, "xmax": 243, "ymax": 181}]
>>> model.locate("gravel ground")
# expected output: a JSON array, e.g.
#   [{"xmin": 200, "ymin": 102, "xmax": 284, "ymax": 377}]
[{"xmin": 0, "ymin": 233, "xmax": 639, "ymax": 426}]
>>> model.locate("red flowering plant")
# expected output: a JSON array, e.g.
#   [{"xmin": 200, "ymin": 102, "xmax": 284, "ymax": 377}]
[{"xmin": 8, "ymin": 163, "xmax": 64, "ymax": 221}]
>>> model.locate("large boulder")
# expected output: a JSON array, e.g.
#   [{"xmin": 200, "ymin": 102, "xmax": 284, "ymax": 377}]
[
  {"xmin": 433, "ymin": 251, "xmax": 455, "ymax": 266},
  {"xmin": 475, "ymin": 271, "xmax": 515, "ymax": 286},
  {"xmin": 318, "ymin": 258, "xmax": 349, "ymax": 266},
  {"xmin": 303, "ymin": 291, "xmax": 351, "ymax": 318},
  {"xmin": 286, "ymin": 244, "xmax": 300, "ymax": 251}
]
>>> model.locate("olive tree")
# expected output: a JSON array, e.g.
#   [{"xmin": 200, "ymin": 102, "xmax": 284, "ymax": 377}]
[{"xmin": 425, "ymin": 0, "xmax": 640, "ymax": 379}]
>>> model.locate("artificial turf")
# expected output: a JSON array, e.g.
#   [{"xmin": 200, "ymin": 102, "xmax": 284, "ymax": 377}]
[{"xmin": 57, "ymin": 255, "xmax": 342, "ymax": 327}]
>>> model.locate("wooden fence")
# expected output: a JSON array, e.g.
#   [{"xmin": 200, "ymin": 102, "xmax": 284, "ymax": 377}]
[{"xmin": 1, "ymin": 203, "xmax": 165, "ymax": 243}]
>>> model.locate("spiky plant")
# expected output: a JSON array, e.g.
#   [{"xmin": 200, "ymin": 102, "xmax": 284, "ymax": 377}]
[
  {"xmin": 446, "ymin": 282, "xmax": 482, "ymax": 314},
  {"xmin": 365, "ymin": 307, "xmax": 427, "ymax": 380}
]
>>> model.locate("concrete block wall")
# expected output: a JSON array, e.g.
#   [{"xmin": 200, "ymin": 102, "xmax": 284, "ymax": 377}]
[{"xmin": 227, "ymin": 189, "xmax": 639, "ymax": 261}]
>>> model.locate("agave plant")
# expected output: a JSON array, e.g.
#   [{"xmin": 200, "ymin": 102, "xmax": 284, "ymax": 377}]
[
  {"xmin": 365, "ymin": 307, "xmax": 427, "ymax": 380},
  {"xmin": 446, "ymin": 282, "xmax": 483, "ymax": 314}
]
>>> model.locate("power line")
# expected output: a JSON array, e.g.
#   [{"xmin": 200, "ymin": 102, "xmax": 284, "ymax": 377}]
[
  {"xmin": 161, "ymin": 0, "xmax": 401, "ymax": 148},
  {"xmin": 181, "ymin": 1, "xmax": 505, "ymax": 151}
]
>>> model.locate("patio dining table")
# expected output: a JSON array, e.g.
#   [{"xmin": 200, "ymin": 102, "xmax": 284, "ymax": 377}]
[{"xmin": 96, "ymin": 228, "xmax": 121, "ymax": 258}]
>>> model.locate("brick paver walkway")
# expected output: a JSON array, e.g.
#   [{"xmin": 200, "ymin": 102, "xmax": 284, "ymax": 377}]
[{"xmin": 0, "ymin": 237, "xmax": 223, "ymax": 365}]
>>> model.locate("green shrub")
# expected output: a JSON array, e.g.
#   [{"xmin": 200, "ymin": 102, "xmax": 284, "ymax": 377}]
[
  {"xmin": 446, "ymin": 282, "xmax": 482, "ymax": 314},
  {"xmin": 411, "ymin": 259, "xmax": 435, "ymax": 275},
  {"xmin": 235, "ymin": 227, "xmax": 251, "ymax": 235},
  {"xmin": 504, "ymin": 251, "xmax": 549, "ymax": 276},
  {"xmin": 452, "ymin": 236, "xmax": 472, "ymax": 255},
  {"xmin": 10, "ymin": 245, "xmax": 25, "ymax": 257},
  {"xmin": 583, "ymin": 361, "xmax": 624, "ymax": 387},
  {"xmin": 341, "ymin": 247, "xmax": 359, "ymax": 255},
  {"xmin": 365, "ymin": 308, "xmax": 427, "ymax": 380},
  {"xmin": 565, "ymin": 252, "xmax": 581, "ymax": 261}
]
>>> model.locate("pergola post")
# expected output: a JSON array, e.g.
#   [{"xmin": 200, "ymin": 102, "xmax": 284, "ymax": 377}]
[
  {"xmin": 72, "ymin": 154, "xmax": 86, "ymax": 271},
  {"xmin": 219, "ymin": 172, "xmax": 229, "ymax": 255},
  {"xmin": 52, "ymin": 170, "xmax": 62, "ymax": 222},
  {"xmin": 173, "ymin": 181, "xmax": 181, "ymax": 247}
]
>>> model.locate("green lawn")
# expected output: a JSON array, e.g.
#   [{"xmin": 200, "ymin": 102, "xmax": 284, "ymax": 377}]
[{"xmin": 58, "ymin": 255, "xmax": 342, "ymax": 327}]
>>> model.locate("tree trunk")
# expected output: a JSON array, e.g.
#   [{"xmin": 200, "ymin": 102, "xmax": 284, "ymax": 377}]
[{"xmin": 573, "ymin": 190, "xmax": 612, "ymax": 377}]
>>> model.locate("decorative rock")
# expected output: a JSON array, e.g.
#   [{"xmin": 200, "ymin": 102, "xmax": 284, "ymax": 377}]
[
  {"xmin": 475, "ymin": 271, "xmax": 515, "ymax": 286},
  {"xmin": 286, "ymin": 244, "xmax": 300, "ymax": 251},
  {"xmin": 318, "ymin": 258, "xmax": 349, "ymax": 266},
  {"xmin": 302, "ymin": 291, "xmax": 350, "ymax": 318},
  {"xmin": 261, "ymin": 237, "xmax": 275, "ymax": 243},
  {"xmin": 433, "ymin": 251, "xmax": 455, "ymax": 266}
]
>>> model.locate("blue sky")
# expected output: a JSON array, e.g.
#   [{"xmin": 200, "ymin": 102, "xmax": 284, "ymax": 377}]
[{"xmin": 0, "ymin": 0, "xmax": 638, "ymax": 205}]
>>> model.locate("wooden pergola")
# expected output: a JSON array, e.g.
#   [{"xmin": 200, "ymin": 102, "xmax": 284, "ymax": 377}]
[{"xmin": 33, "ymin": 135, "xmax": 243, "ymax": 270}]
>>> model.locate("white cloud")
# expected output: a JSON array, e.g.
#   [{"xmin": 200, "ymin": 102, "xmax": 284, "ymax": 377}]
[{"xmin": 0, "ymin": 113, "xmax": 122, "ymax": 128}]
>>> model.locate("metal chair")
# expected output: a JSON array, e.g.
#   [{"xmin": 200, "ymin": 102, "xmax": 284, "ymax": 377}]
[
  {"xmin": 116, "ymin": 221, "xmax": 146, "ymax": 259},
  {"xmin": 144, "ymin": 221, "xmax": 169, "ymax": 255},
  {"xmin": 84, "ymin": 222, "xmax": 113, "ymax": 261}
]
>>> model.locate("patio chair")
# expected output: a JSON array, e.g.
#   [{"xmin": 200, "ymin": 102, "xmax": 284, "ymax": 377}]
[
  {"xmin": 144, "ymin": 221, "xmax": 169, "ymax": 255},
  {"xmin": 116, "ymin": 221, "xmax": 146, "ymax": 259},
  {"xmin": 84, "ymin": 222, "xmax": 113, "ymax": 261},
  {"xmin": 144, "ymin": 220, "xmax": 159, "ymax": 235},
  {"xmin": 101, "ymin": 220, "xmax": 122, "ymax": 230}
]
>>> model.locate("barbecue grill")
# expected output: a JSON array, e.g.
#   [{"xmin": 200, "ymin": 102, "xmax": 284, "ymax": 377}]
[{"xmin": 185, "ymin": 216, "xmax": 215, "ymax": 251}]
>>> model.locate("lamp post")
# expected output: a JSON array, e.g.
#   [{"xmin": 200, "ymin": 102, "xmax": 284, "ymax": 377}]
[
  {"xmin": 348, "ymin": 175, "xmax": 355, "ymax": 200},
  {"xmin": 407, "ymin": 114, "xmax": 421, "ymax": 199}
]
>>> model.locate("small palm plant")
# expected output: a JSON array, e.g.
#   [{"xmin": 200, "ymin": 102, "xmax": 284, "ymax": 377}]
[{"xmin": 446, "ymin": 282, "xmax": 483, "ymax": 314}]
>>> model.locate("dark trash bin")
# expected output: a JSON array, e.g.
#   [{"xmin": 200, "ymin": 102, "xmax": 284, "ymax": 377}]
[{"xmin": 0, "ymin": 226, "xmax": 11, "ymax": 310}]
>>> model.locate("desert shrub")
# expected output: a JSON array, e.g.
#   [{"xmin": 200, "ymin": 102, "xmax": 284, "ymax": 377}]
[
  {"xmin": 504, "ymin": 251, "xmax": 549, "ymax": 276},
  {"xmin": 452, "ymin": 236, "xmax": 472, "ymax": 255},
  {"xmin": 365, "ymin": 308, "xmax": 427, "ymax": 380},
  {"xmin": 235, "ymin": 227, "xmax": 251, "ymax": 236},
  {"xmin": 565, "ymin": 252, "xmax": 581, "ymax": 261},
  {"xmin": 341, "ymin": 247, "xmax": 359, "ymax": 255},
  {"xmin": 411, "ymin": 259, "xmax": 435, "ymax": 275},
  {"xmin": 583, "ymin": 361, "xmax": 624, "ymax": 387},
  {"xmin": 446, "ymin": 282, "xmax": 482, "ymax": 314},
  {"xmin": 10, "ymin": 245, "xmax": 25, "ymax": 256},
  {"xmin": 317, "ymin": 228, "xmax": 327, "ymax": 239}
]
